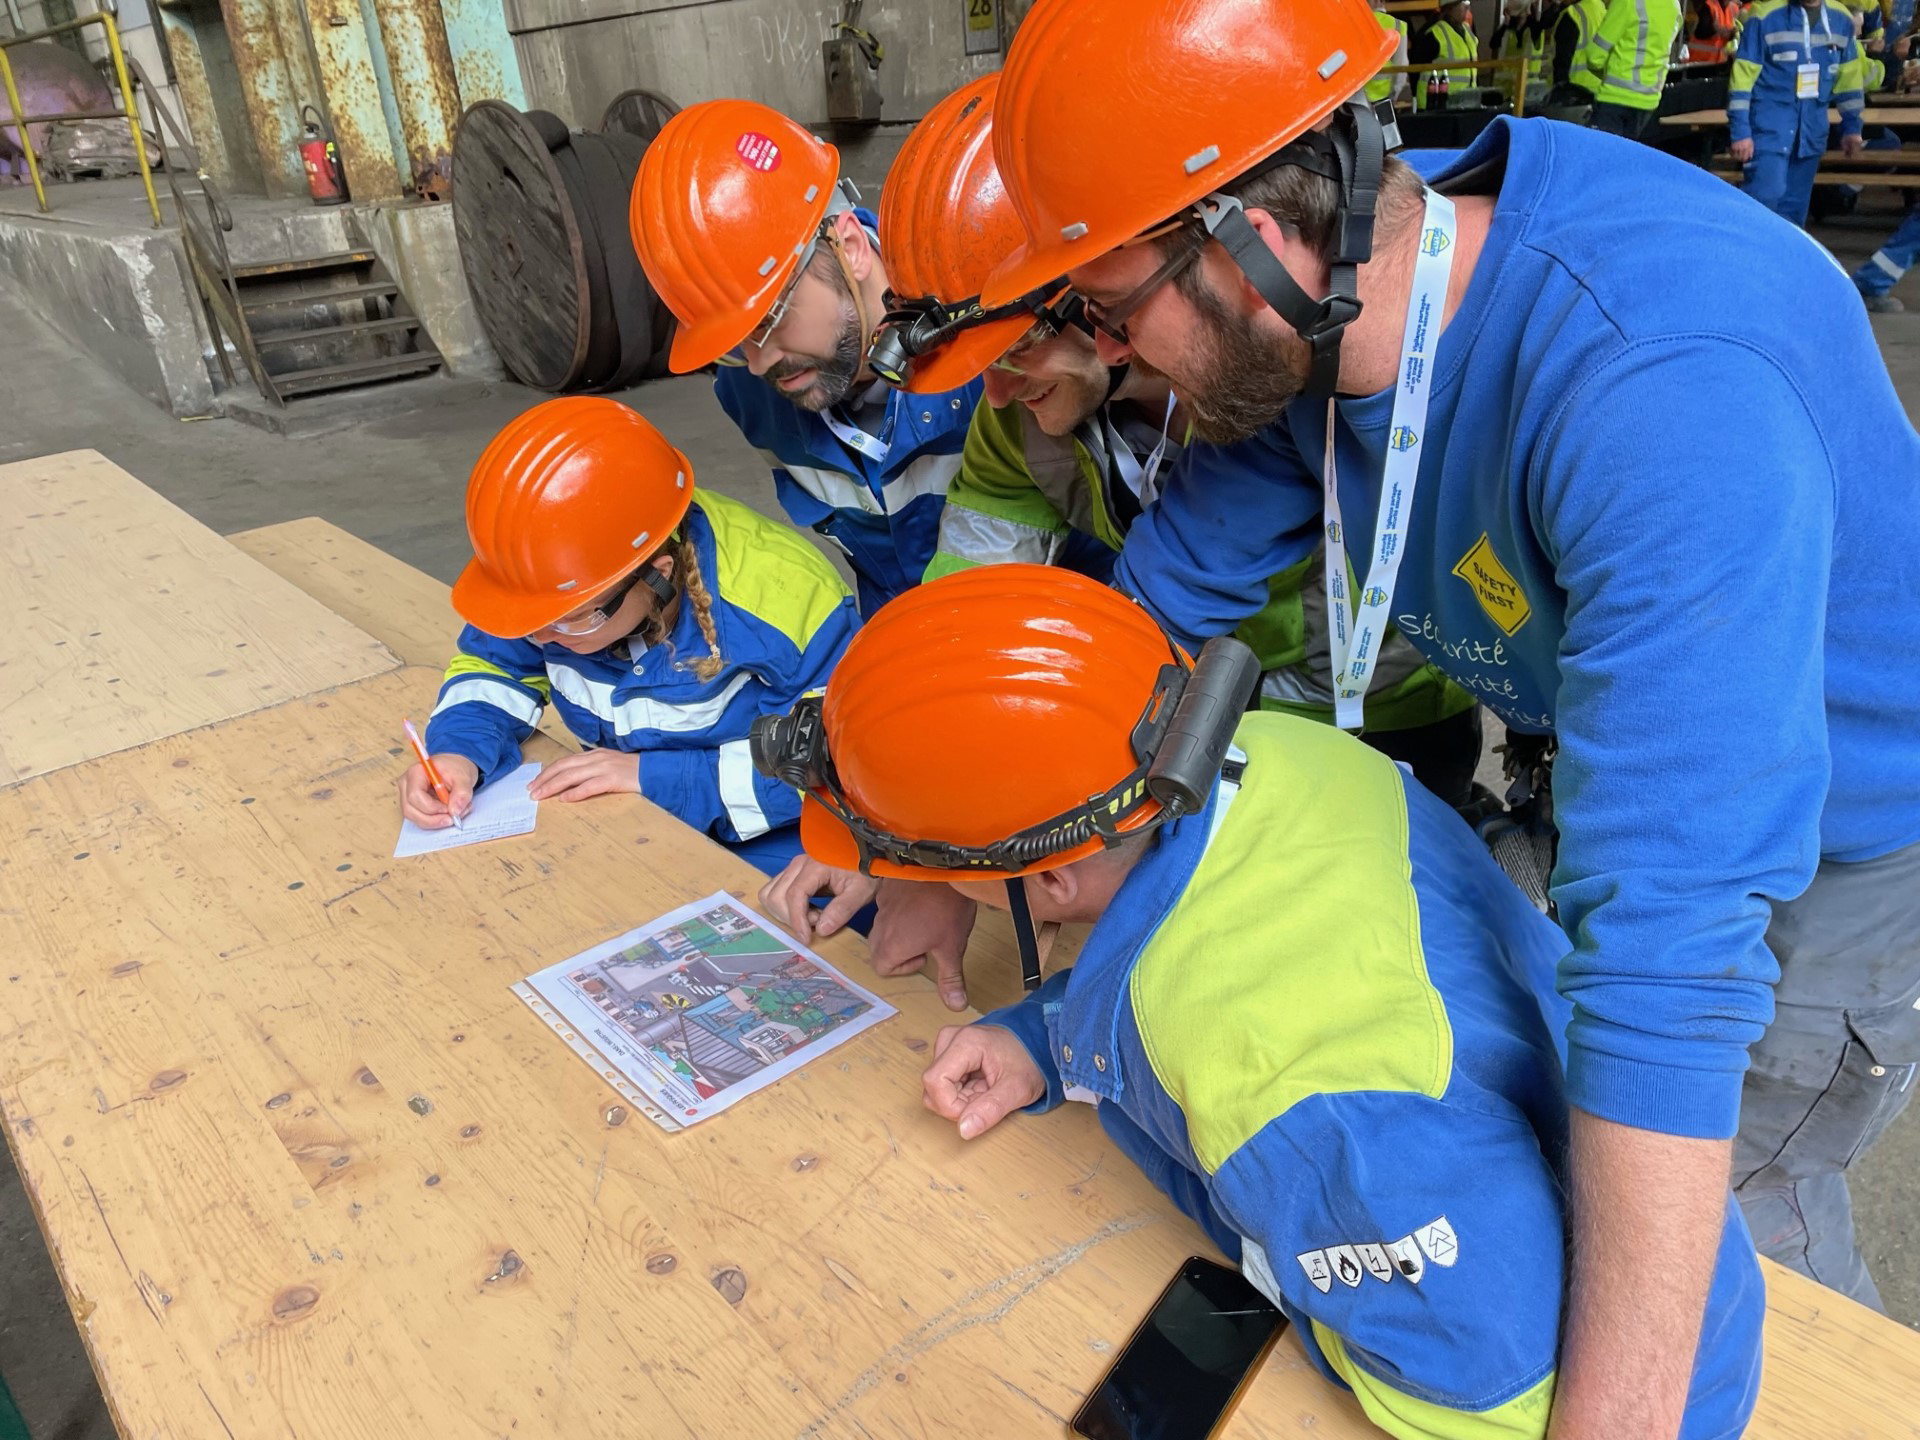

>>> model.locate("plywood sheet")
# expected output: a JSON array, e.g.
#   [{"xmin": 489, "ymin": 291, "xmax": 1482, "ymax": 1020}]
[{"xmin": 0, "ymin": 451, "xmax": 397, "ymax": 786}]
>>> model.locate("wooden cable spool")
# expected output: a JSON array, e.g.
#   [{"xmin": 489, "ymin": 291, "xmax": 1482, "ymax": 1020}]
[
  {"xmin": 599, "ymin": 89, "xmax": 680, "ymax": 141},
  {"xmin": 453, "ymin": 98, "xmax": 678, "ymax": 393}
]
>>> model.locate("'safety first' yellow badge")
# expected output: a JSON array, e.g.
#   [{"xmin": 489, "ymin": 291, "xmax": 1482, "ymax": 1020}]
[{"xmin": 1451, "ymin": 533, "xmax": 1532, "ymax": 635}]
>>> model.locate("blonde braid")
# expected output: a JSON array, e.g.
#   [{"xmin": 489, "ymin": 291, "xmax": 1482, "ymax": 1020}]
[{"xmin": 673, "ymin": 535, "xmax": 725, "ymax": 682}]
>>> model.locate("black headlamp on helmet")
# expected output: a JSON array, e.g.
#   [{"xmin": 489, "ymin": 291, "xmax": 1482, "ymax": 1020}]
[
  {"xmin": 749, "ymin": 636, "xmax": 1259, "ymax": 991},
  {"xmin": 866, "ymin": 285, "xmax": 1093, "ymax": 388}
]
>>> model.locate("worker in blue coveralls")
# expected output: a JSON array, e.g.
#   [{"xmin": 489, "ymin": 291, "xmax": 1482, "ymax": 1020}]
[
  {"xmin": 1729, "ymin": 0, "xmax": 1869, "ymax": 225},
  {"xmin": 630, "ymin": 99, "xmax": 980, "ymax": 617},
  {"xmin": 977, "ymin": 2, "xmax": 1920, "ymax": 1437},
  {"xmin": 400, "ymin": 398, "xmax": 859, "ymax": 880},
  {"xmin": 751, "ymin": 565, "xmax": 1765, "ymax": 1440}
]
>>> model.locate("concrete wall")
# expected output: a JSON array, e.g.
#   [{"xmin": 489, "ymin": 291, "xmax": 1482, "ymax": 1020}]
[
  {"xmin": 358, "ymin": 198, "xmax": 503, "ymax": 378},
  {"xmin": 0, "ymin": 212, "xmax": 215, "ymax": 413},
  {"xmin": 506, "ymin": 0, "xmax": 1013, "ymax": 193}
]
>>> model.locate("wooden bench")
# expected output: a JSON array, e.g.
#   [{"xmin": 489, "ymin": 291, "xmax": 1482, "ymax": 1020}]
[{"xmin": 226, "ymin": 516, "xmax": 1074, "ymax": 1012}]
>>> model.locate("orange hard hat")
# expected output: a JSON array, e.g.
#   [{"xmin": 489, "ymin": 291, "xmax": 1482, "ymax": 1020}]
[
  {"xmin": 797, "ymin": 565, "xmax": 1180, "ymax": 881},
  {"xmin": 874, "ymin": 74, "xmax": 1038, "ymax": 393},
  {"xmin": 630, "ymin": 99, "xmax": 842, "ymax": 373},
  {"xmin": 453, "ymin": 397, "xmax": 693, "ymax": 638},
  {"xmin": 980, "ymin": 0, "xmax": 1395, "ymax": 307}
]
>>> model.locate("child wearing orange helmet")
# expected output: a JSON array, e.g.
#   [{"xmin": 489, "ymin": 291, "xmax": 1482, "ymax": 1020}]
[{"xmin": 398, "ymin": 397, "xmax": 860, "ymax": 878}]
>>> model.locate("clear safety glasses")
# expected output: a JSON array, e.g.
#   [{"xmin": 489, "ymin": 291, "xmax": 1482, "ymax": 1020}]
[
  {"xmin": 713, "ymin": 226, "xmax": 835, "ymax": 369},
  {"xmin": 544, "ymin": 573, "xmax": 642, "ymax": 636}
]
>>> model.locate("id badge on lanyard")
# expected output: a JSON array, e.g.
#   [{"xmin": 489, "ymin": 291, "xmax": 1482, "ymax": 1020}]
[
  {"xmin": 821, "ymin": 406, "xmax": 891, "ymax": 465},
  {"xmin": 1321, "ymin": 188, "xmax": 1458, "ymax": 732},
  {"xmin": 1797, "ymin": 8, "xmax": 1827, "ymax": 97}
]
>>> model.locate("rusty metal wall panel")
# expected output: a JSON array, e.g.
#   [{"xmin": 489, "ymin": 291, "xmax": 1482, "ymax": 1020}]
[
  {"xmin": 369, "ymin": 0, "xmax": 459, "ymax": 198},
  {"xmin": 215, "ymin": 0, "xmax": 307, "ymax": 195},
  {"xmin": 300, "ymin": 0, "xmax": 405, "ymax": 200},
  {"xmin": 156, "ymin": 2, "xmax": 255, "ymax": 187},
  {"xmin": 505, "ymin": 0, "xmax": 1001, "ymax": 129},
  {"xmin": 440, "ymin": 0, "xmax": 524, "ymax": 107}
]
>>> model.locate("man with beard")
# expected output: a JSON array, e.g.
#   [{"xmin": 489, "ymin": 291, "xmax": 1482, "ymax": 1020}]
[
  {"xmin": 631, "ymin": 100, "xmax": 980, "ymax": 615},
  {"xmin": 760, "ymin": 73, "xmax": 1480, "ymax": 1007},
  {"xmin": 980, "ymin": 1, "xmax": 1920, "ymax": 1437}
]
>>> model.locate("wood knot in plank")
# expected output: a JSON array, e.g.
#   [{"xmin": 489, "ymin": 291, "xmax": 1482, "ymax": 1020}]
[
  {"xmin": 170, "ymin": 758, "xmax": 190, "ymax": 768},
  {"xmin": 904, "ymin": 1036, "xmax": 929, "ymax": 1053},
  {"xmin": 407, "ymin": 1095, "xmax": 433, "ymax": 1116},
  {"xmin": 272, "ymin": 1285, "xmax": 320, "ymax": 1321},
  {"xmin": 309, "ymin": 788, "xmax": 335, "ymax": 801},
  {"xmin": 148, "ymin": 1070, "xmax": 187, "ymax": 1092},
  {"xmin": 460, "ymin": 1125, "xmax": 481, "ymax": 1139},
  {"xmin": 791, "ymin": 1154, "xmax": 819, "ymax": 1172},
  {"xmin": 355, "ymin": 1067, "xmax": 379, "ymax": 1088},
  {"xmin": 484, "ymin": 1250, "xmax": 524, "ymax": 1285},
  {"xmin": 645, "ymin": 1253, "xmax": 677, "ymax": 1276},
  {"xmin": 710, "ymin": 1267, "xmax": 748, "ymax": 1305},
  {"xmin": 111, "ymin": 961, "xmax": 142, "ymax": 977}
]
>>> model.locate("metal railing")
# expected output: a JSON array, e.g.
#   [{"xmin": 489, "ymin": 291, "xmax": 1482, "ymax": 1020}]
[
  {"xmin": 1377, "ymin": 54, "xmax": 1537, "ymax": 118},
  {"xmin": 0, "ymin": 1, "xmax": 160, "ymax": 225},
  {"xmin": 126, "ymin": 56, "xmax": 250, "ymax": 392}
]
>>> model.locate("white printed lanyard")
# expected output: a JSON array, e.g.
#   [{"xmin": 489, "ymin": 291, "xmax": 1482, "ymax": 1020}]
[
  {"xmin": 820, "ymin": 405, "xmax": 891, "ymax": 464},
  {"xmin": 1106, "ymin": 391, "xmax": 1179, "ymax": 507},
  {"xmin": 1794, "ymin": 7, "xmax": 1832, "ymax": 98},
  {"xmin": 1322, "ymin": 188, "xmax": 1458, "ymax": 732}
]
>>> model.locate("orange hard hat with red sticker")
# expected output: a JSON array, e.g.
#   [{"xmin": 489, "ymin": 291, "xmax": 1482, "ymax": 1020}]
[{"xmin": 631, "ymin": 99, "xmax": 843, "ymax": 372}]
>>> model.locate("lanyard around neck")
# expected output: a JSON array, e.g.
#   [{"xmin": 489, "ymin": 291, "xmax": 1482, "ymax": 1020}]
[
  {"xmin": 1321, "ymin": 187, "xmax": 1459, "ymax": 732},
  {"xmin": 1104, "ymin": 391, "xmax": 1179, "ymax": 507}
]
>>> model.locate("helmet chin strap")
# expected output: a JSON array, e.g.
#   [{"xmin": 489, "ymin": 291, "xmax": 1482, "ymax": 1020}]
[
  {"xmin": 1193, "ymin": 97, "xmax": 1387, "ymax": 398},
  {"xmin": 826, "ymin": 225, "xmax": 878, "ymax": 381},
  {"xmin": 1005, "ymin": 876, "xmax": 1043, "ymax": 992}
]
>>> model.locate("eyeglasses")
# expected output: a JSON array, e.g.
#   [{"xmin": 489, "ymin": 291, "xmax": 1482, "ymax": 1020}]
[
  {"xmin": 1082, "ymin": 233, "xmax": 1205, "ymax": 346},
  {"xmin": 714, "ymin": 227, "xmax": 834, "ymax": 368},
  {"xmin": 545, "ymin": 573, "xmax": 642, "ymax": 636},
  {"xmin": 987, "ymin": 294, "xmax": 1091, "ymax": 376}
]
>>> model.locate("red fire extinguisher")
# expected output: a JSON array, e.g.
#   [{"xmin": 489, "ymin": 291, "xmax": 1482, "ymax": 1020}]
[{"xmin": 299, "ymin": 104, "xmax": 349, "ymax": 206}]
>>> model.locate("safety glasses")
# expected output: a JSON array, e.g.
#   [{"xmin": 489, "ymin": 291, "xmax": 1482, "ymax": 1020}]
[
  {"xmin": 714, "ymin": 225, "xmax": 839, "ymax": 368},
  {"xmin": 544, "ymin": 572, "xmax": 642, "ymax": 637},
  {"xmin": 988, "ymin": 294, "xmax": 1092, "ymax": 375},
  {"xmin": 1082, "ymin": 233, "xmax": 1206, "ymax": 347}
]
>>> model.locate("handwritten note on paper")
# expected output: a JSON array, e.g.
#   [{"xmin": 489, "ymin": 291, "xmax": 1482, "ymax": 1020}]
[{"xmin": 393, "ymin": 760, "xmax": 541, "ymax": 858}]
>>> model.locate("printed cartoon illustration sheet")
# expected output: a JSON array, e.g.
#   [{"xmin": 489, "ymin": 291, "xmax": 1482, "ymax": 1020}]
[{"xmin": 514, "ymin": 891, "xmax": 894, "ymax": 1131}]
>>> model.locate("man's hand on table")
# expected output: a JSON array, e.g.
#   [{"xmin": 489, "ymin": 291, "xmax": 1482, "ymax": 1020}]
[
  {"xmin": 758, "ymin": 862, "xmax": 980, "ymax": 1009},
  {"xmin": 869, "ymin": 880, "xmax": 979, "ymax": 1011},
  {"xmin": 397, "ymin": 753, "xmax": 478, "ymax": 828},
  {"xmin": 759, "ymin": 855, "xmax": 879, "ymax": 940},
  {"xmin": 921, "ymin": 1025, "xmax": 1045, "ymax": 1139}
]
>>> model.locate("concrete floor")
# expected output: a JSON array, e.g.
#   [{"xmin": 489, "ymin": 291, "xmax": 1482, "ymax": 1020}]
[{"xmin": 3, "ymin": 198, "xmax": 1920, "ymax": 1437}]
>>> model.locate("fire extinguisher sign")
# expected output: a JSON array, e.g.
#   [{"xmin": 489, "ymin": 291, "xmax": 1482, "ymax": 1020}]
[{"xmin": 964, "ymin": 0, "xmax": 998, "ymax": 55}]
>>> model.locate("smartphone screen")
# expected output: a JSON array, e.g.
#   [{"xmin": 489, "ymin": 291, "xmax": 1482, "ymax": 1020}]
[{"xmin": 1070, "ymin": 1256, "xmax": 1288, "ymax": 1440}]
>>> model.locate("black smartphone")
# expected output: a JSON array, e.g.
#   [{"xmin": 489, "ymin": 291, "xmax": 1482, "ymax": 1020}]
[{"xmin": 1070, "ymin": 1256, "xmax": 1289, "ymax": 1440}]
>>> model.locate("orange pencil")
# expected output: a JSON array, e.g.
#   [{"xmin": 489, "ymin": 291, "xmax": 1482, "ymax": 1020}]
[{"xmin": 403, "ymin": 718, "xmax": 463, "ymax": 831}]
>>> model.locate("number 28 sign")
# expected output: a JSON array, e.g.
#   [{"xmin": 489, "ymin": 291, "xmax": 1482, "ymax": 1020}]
[{"xmin": 964, "ymin": 0, "xmax": 999, "ymax": 54}]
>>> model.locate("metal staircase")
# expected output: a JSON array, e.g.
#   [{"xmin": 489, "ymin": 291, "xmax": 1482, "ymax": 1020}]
[{"xmin": 133, "ymin": 60, "xmax": 443, "ymax": 408}]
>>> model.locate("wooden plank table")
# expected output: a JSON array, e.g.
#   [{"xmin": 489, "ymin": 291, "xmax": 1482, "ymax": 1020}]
[
  {"xmin": 0, "ymin": 453, "xmax": 398, "ymax": 787},
  {"xmin": 2, "ymin": 666, "xmax": 1917, "ymax": 1437}
]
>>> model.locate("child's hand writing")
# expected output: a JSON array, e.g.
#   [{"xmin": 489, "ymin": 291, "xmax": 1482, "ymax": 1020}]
[{"xmin": 397, "ymin": 753, "xmax": 479, "ymax": 828}]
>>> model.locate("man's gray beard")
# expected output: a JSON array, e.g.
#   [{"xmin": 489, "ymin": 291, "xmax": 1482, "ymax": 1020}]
[{"xmin": 768, "ymin": 302, "xmax": 865, "ymax": 413}]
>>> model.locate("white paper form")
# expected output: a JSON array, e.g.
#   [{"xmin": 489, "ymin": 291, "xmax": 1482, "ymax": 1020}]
[{"xmin": 393, "ymin": 759, "xmax": 541, "ymax": 857}]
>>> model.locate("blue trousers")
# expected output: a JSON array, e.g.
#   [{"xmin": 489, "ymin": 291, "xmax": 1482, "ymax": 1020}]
[
  {"xmin": 1852, "ymin": 203, "xmax": 1920, "ymax": 298},
  {"xmin": 1742, "ymin": 150, "xmax": 1823, "ymax": 226}
]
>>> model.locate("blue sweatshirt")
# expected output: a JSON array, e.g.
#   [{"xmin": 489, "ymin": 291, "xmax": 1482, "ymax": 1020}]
[
  {"xmin": 425, "ymin": 492, "xmax": 858, "ymax": 855},
  {"xmin": 1114, "ymin": 117, "xmax": 1920, "ymax": 1141}
]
